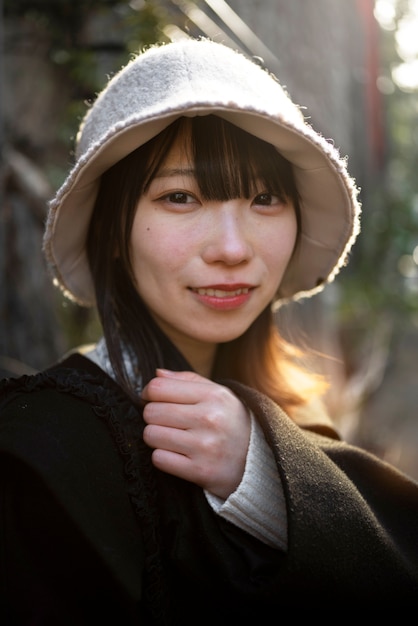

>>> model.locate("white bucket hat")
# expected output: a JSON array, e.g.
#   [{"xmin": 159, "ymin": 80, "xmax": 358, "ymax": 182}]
[{"xmin": 43, "ymin": 37, "xmax": 361, "ymax": 307}]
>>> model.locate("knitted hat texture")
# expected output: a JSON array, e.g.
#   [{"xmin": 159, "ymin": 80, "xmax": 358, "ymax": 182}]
[{"xmin": 43, "ymin": 37, "xmax": 361, "ymax": 306}]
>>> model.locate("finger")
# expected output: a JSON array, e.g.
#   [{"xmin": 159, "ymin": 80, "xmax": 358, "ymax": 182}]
[
  {"xmin": 156, "ymin": 369, "xmax": 209, "ymax": 384},
  {"xmin": 141, "ymin": 375, "xmax": 209, "ymax": 404},
  {"xmin": 150, "ymin": 447, "xmax": 218, "ymax": 490},
  {"xmin": 150, "ymin": 448, "xmax": 197, "ymax": 483},
  {"xmin": 142, "ymin": 400, "xmax": 195, "ymax": 428},
  {"xmin": 143, "ymin": 423, "xmax": 194, "ymax": 456}
]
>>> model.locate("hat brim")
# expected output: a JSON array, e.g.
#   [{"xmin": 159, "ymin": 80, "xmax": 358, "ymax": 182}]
[{"xmin": 44, "ymin": 104, "xmax": 359, "ymax": 306}]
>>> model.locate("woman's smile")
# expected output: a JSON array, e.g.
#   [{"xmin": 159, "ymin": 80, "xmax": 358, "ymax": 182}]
[{"xmin": 189, "ymin": 284, "xmax": 255, "ymax": 310}]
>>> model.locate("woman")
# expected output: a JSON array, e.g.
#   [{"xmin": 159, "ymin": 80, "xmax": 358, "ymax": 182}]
[{"xmin": 0, "ymin": 38, "xmax": 417, "ymax": 623}]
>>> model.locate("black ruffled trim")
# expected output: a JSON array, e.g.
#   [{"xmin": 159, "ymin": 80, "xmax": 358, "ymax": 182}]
[{"xmin": 0, "ymin": 362, "xmax": 170, "ymax": 625}]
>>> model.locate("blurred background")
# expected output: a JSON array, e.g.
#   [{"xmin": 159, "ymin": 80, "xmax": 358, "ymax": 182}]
[{"xmin": 1, "ymin": 0, "xmax": 418, "ymax": 480}]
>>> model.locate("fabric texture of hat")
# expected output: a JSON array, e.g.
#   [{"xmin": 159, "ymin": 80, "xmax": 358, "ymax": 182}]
[{"xmin": 43, "ymin": 37, "xmax": 361, "ymax": 307}]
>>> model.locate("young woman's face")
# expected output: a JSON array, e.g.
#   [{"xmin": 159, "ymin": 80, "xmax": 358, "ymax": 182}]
[{"xmin": 130, "ymin": 130, "xmax": 297, "ymax": 370}]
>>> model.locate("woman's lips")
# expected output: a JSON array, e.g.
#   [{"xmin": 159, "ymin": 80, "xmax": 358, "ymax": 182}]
[
  {"xmin": 194, "ymin": 286, "xmax": 250, "ymax": 297},
  {"xmin": 189, "ymin": 285, "xmax": 254, "ymax": 310}
]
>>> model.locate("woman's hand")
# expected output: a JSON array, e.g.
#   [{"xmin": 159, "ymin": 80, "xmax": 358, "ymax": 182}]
[{"xmin": 141, "ymin": 369, "xmax": 251, "ymax": 500}]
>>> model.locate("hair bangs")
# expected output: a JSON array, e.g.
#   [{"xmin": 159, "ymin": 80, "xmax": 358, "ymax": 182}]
[
  {"xmin": 189, "ymin": 115, "xmax": 297, "ymax": 203},
  {"xmin": 141, "ymin": 115, "xmax": 299, "ymax": 209}
]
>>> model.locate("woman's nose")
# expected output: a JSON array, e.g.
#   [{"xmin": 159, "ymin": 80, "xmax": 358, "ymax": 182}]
[{"xmin": 201, "ymin": 203, "xmax": 253, "ymax": 265}]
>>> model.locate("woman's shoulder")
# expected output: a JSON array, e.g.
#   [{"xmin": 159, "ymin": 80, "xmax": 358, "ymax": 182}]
[
  {"xmin": 0, "ymin": 355, "xmax": 146, "ymax": 607},
  {"xmin": 0, "ymin": 352, "xmax": 142, "ymax": 471},
  {"xmin": 0, "ymin": 352, "xmax": 124, "ymax": 410}
]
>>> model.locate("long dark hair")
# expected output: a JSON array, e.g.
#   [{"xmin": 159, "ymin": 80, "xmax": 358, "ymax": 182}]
[{"xmin": 86, "ymin": 115, "xmax": 326, "ymax": 415}]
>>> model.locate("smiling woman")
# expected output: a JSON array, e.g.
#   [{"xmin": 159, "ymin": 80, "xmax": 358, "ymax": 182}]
[
  {"xmin": 1, "ymin": 38, "xmax": 418, "ymax": 623},
  {"xmin": 89, "ymin": 115, "xmax": 299, "ymax": 385}
]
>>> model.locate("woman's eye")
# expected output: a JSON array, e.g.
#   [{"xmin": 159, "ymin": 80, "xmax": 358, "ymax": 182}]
[
  {"xmin": 166, "ymin": 191, "xmax": 195, "ymax": 204},
  {"xmin": 253, "ymin": 192, "xmax": 282, "ymax": 206},
  {"xmin": 152, "ymin": 184, "xmax": 201, "ymax": 211}
]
